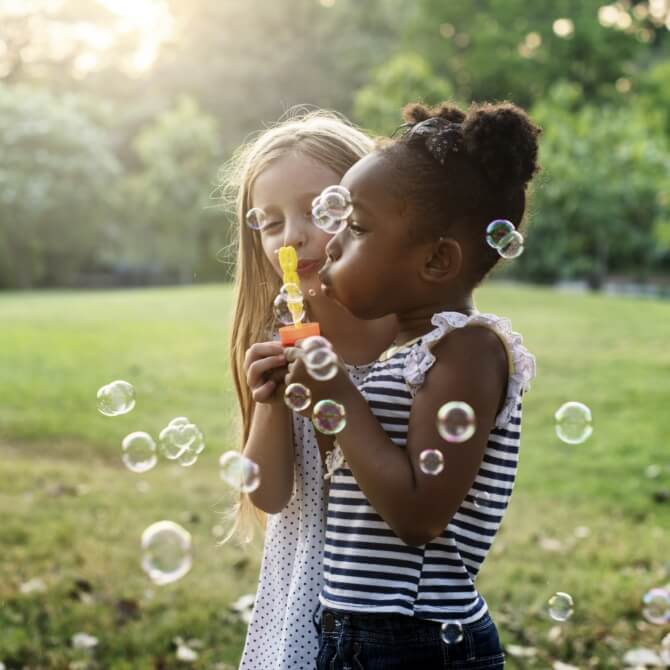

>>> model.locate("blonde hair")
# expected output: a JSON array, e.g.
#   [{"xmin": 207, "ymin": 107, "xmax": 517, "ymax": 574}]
[{"xmin": 219, "ymin": 106, "xmax": 374, "ymax": 543}]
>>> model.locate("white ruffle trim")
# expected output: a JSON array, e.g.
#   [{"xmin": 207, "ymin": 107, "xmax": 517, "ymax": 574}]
[{"xmin": 403, "ymin": 311, "xmax": 536, "ymax": 428}]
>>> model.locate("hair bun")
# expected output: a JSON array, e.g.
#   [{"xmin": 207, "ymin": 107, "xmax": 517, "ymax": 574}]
[
  {"xmin": 462, "ymin": 102, "xmax": 541, "ymax": 190},
  {"xmin": 402, "ymin": 102, "xmax": 466, "ymax": 126}
]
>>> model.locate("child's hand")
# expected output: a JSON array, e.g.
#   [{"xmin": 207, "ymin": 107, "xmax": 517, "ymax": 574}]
[
  {"xmin": 244, "ymin": 342, "xmax": 288, "ymax": 403},
  {"xmin": 284, "ymin": 340, "xmax": 351, "ymax": 409}
]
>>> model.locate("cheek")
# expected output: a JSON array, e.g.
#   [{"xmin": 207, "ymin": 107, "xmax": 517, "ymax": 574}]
[{"xmin": 259, "ymin": 236, "xmax": 282, "ymax": 276}]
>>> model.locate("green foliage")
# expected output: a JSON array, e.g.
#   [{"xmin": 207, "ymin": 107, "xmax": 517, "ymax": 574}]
[
  {"xmin": 121, "ymin": 97, "xmax": 225, "ymax": 283},
  {"xmin": 353, "ymin": 52, "xmax": 454, "ymax": 135},
  {"xmin": 0, "ymin": 84, "xmax": 121, "ymax": 288},
  {"xmin": 513, "ymin": 82, "xmax": 670, "ymax": 286},
  {"xmin": 402, "ymin": 0, "xmax": 669, "ymax": 106}
]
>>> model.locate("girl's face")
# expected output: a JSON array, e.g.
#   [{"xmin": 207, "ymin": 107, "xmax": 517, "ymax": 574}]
[
  {"xmin": 319, "ymin": 152, "xmax": 427, "ymax": 320},
  {"xmin": 251, "ymin": 152, "xmax": 341, "ymax": 294}
]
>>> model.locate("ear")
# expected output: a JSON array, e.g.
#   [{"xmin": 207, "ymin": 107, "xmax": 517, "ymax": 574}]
[{"xmin": 420, "ymin": 237, "xmax": 462, "ymax": 284}]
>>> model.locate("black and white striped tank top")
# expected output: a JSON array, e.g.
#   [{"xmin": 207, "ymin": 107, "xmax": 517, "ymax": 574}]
[{"xmin": 320, "ymin": 311, "xmax": 536, "ymax": 625}]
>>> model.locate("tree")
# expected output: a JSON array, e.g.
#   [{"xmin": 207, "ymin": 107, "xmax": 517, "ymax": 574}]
[
  {"xmin": 121, "ymin": 97, "xmax": 224, "ymax": 283},
  {"xmin": 401, "ymin": 0, "xmax": 669, "ymax": 108},
  {"xmin": 0, "ymin": 84, "xmax": 121, "ymax": 288},
  {"xmin": 353, "ymin": 52, "xmax": 455, "ymax": 135},
  {"xmin": 513, "ymin": 82, "xmax": 670, "ymax": 287}
]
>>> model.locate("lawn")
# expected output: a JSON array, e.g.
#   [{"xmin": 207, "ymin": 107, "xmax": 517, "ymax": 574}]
[{"xmin": 1, "ymin": 283, "xmax": 669, "ymax": 669}]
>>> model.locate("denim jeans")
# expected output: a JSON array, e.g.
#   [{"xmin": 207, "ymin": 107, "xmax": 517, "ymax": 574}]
[{"xmin": 314, "ymin": 607, "xmax": 505, "ymax": 670}]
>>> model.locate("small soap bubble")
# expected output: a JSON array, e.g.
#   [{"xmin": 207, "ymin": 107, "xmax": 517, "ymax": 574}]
[
  {"xmin": 305, "ymin": 347, "xmax": 338, "ymax": 381},
  {"xmin": 284, "ymin": 383, "xmax": 312, "ymax": 412},
  {"xmin": 321, "ymin": 185, "xmax": 353, "ymax": 219},
  {"xmin": 312, "ymin": 399, "xmax": 347, "ymax": 435},
  {"xmin": 178, "ymin": 449, "xmax": 199, "ymax": 467},
  {"xmin": 554, "ymin": 401, "xmax": 593, "ymax": 445},
  {"xmin": 419, "ymin": 449, "xmax": 445, "ymax": 475},
  {"xmin": 280, "ymin": 281, "xmax": 302, "ymax": 301},
  {"xmin": 497, "ymin": 230, "xmax": 525, "ymax": 259},
  {"xmin": 440, "ymin": 622, "xmax": 464, "ymax": 645},
  {"xmin": 312, "ymin": 204, "xmax": 347, "ymax": 235},
  {"xmin": 121, "ymin": 431, "xmax": 157, "ymax": 473},
  {"xmin": 274, "ymin": 292, "xmax": 305, "ymax": 326},
  {"xmin": 485, "ymin": 219, "xmax": 515, "ymax": 249},
  {"xmin": 141, "ymin": 520, "xmax": 192, "ymax": 585},
  {"xmin": 158, "ymin": 421, "xmax": 201, "ymax": 460},
  {"xmin": 219, "ymin": 452, "xmax": 261, "ymax": 493},
  {"xmin": 548, "ymin": 592, "xmax": 574, "ymax": 622},
  {"xmin": 298, "ymin": 335, "xmax": 333, "ymax": 353},
  {"xmin": 245, "ymin": 207, "xmax": 267, "ymax": 231},
  {"xmin": 437, "ymin": 401, "xmax": 476, "ymax": 443},
  {"xmin": 97, "ymin": 380, "xmax": 135, "ymax": 416},
  {"xmin": 642, "ymin": 587, "xmax": 670, "ymax": 625}
]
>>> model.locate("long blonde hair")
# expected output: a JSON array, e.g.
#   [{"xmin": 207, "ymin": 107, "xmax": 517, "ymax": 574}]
[{"xmin": 219, "ymin": 107, "xmax": 374, "ymax": 542}]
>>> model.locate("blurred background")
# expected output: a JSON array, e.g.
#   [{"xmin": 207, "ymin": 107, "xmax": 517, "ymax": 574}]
[
  {"xmin": 1, "ymin": 0, "xmax": 669, "ymax": 292},
  {"xmin": 2, "ymin": 2, "xmax": 670, "ymax": 669}
]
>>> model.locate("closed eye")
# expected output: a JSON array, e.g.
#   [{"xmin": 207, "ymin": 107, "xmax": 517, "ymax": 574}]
[
  {"xmin": 348, "ymin": 221, "xmax": 366, "ymax": 237},
  {"xmin": 261, "ymin": 220, "xmax": 283, "ymax": 232}
]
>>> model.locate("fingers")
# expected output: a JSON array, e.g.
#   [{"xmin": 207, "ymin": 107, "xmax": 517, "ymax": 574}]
[
  {"xmin": 246, "ymin": 354, "xmax": 287, "ymax": 391},
  {"xmin": 284, "ymin": 347, "xmax": 304, "ymax": 363},
  {"xmin": 252, "ymin": 380, "xmax": 277, "ymax": 403},
  {"xmin": 244, "ymin": 342, "xmax": 285, "ymax": 371}
]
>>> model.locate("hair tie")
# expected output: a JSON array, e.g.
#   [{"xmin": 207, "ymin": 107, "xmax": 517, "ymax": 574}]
[{"xmin": 394, "ymin": 118, "xmax": 463, "ymax": 165}]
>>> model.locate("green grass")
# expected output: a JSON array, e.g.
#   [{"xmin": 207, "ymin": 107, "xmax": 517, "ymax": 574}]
[{"xmin": 1, "ymin": 283, "xmax": 669, "ymax": 669}]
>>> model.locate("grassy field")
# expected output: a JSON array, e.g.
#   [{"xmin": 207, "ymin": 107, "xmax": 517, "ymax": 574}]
[{"xmin": 1, "ymin": 283, "xmax": 669, "ymax": 669}]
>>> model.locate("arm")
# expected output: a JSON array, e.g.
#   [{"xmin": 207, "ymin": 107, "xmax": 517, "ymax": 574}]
[
  {"xmin": 243, "ymin": 342, "xmax": 295, "ymax": 514},
  {"xmin": 285, "ymin": 326, "xmax": 507, "ymax": 545}
]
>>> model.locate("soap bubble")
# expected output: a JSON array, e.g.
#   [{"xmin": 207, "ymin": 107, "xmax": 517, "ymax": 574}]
[
  {"xmin": 284, "ymin": 383, "xmax": 312, "ymax": 412},
  {"xmin": 321, "ymin": 185, "xmax": 353, "ymax": 220},
  {"xmin": 141, "ymin": 521, "xmax": 192, "ymax": 585},
  {"xmin": 219, "ymin": 452, "xmax": 261, "ymax": 493},
  {"xmin": 419, "ymin": 449, "xmax": 445, "ymax": 475},
  {"xmin": 437, "ymin": 401, "xmax": 476, "ymax": 443},
  {"xmin": 485, "ymin": 219, "xmax": 515, "ymax": 249},
  {"xmin": 440, "ymin": 622, "xmax": 464, "ymax": 645},
  {"xmin": 548, "ymin": 592, "xmax": 574, "ymax": 622},
  {"xmin": 178, "ymin": 449, "xmax": 200, "ymax": 467},
  {"xmin": 245, "ymin": 207, "xmax": 267, "ymax": 231},
  {"xmin": 121, "ymin": 431, "xmax": 157, "ymax": 473},
  {"xmin": 642, "ymin": 588, "xmax": 670, "ymax": 625},
  {"xmin": 312, "ymin": 204, "xmax": 347, "ymax": 235},
  {"xmin": 497, "ymin": 230, "xmax": 525, "ymax": 259},
  {"xmin": 554, "ymin": 401, "xmax": 593, "ymax": 445},
  {"xmin": 298, "ymin": 335, "xmax": 333, "ymax": 353},
  {"xmin": 312, "ymin": 399, "xmax": 347, "ymax": 435},
  {"xmin": 158, "ymin": 421, "xmax": 202, "ymax": 460},
  {"xmin": 274, "ymin": 292, "xmax": 305, "ymax": 326},
  {"xmin": 305, "ymin": 347, "xmax": 339, "ymax": 382},
  {"xmin": 97, "ymin": 380, "xmax": 135, "ymax": 416},
  {"xmin": 280, "ymin": 281, "xmax": 302, "ymax": 300}
]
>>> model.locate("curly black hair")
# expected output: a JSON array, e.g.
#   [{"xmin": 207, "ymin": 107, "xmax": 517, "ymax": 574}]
[{"xmin": 380, "ymin": 100, "xmax": 541, "ymax": 285}]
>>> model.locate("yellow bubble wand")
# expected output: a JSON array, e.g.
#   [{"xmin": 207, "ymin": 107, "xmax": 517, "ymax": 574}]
[{"xmin": 277, "ymin": 245, "xmax": 321, "ymax": 346}]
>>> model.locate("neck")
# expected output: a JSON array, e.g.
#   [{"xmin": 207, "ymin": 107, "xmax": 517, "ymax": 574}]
[
  {"xmin": 393, "ymin": 292, "xmax": 475, "ymax": 345},
  {"xmin": 306, "ymin": 294, "xmax": 397, "ymax": 365}
]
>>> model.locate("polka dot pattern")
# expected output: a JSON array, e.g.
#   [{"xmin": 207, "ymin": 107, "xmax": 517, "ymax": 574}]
[{"xmin": 238, "ymin": 364, "xmax": 370, "ymax": 669}]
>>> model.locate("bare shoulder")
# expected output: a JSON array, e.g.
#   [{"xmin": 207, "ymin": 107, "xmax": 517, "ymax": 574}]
[{"xmin": 430, "ymin": 324, "xmax": 508, "ymax": 378}]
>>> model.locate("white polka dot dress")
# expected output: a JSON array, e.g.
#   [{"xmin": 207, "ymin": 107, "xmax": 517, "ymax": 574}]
[{"xmin": 238, "ymin": 364, "xmax": 370, "ymax": 670}]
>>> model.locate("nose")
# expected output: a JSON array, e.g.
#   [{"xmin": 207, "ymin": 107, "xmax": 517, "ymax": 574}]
[
  {"xmin": 325, "ymin": 232, "xmax": 342, "ymax": 261},
  {"xmin": 282, "ymin": 214, "xmax": 308, "ymax": 249}
]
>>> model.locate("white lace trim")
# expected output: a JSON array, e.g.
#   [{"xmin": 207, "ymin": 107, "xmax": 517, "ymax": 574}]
[{"xmin": 403, "ymin": 311, "xmax": 536, "ymax": 428}]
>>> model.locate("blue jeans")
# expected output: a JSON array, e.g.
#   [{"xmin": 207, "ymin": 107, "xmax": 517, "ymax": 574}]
[{"xmin": 314, "ymin": 608, "xmax": 505, "ymax": 669}]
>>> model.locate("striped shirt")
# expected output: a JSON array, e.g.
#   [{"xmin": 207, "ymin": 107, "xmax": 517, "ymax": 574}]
[{"xmin": 320, "ymin": 311, "xmax": 535, "ymax": 625}]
